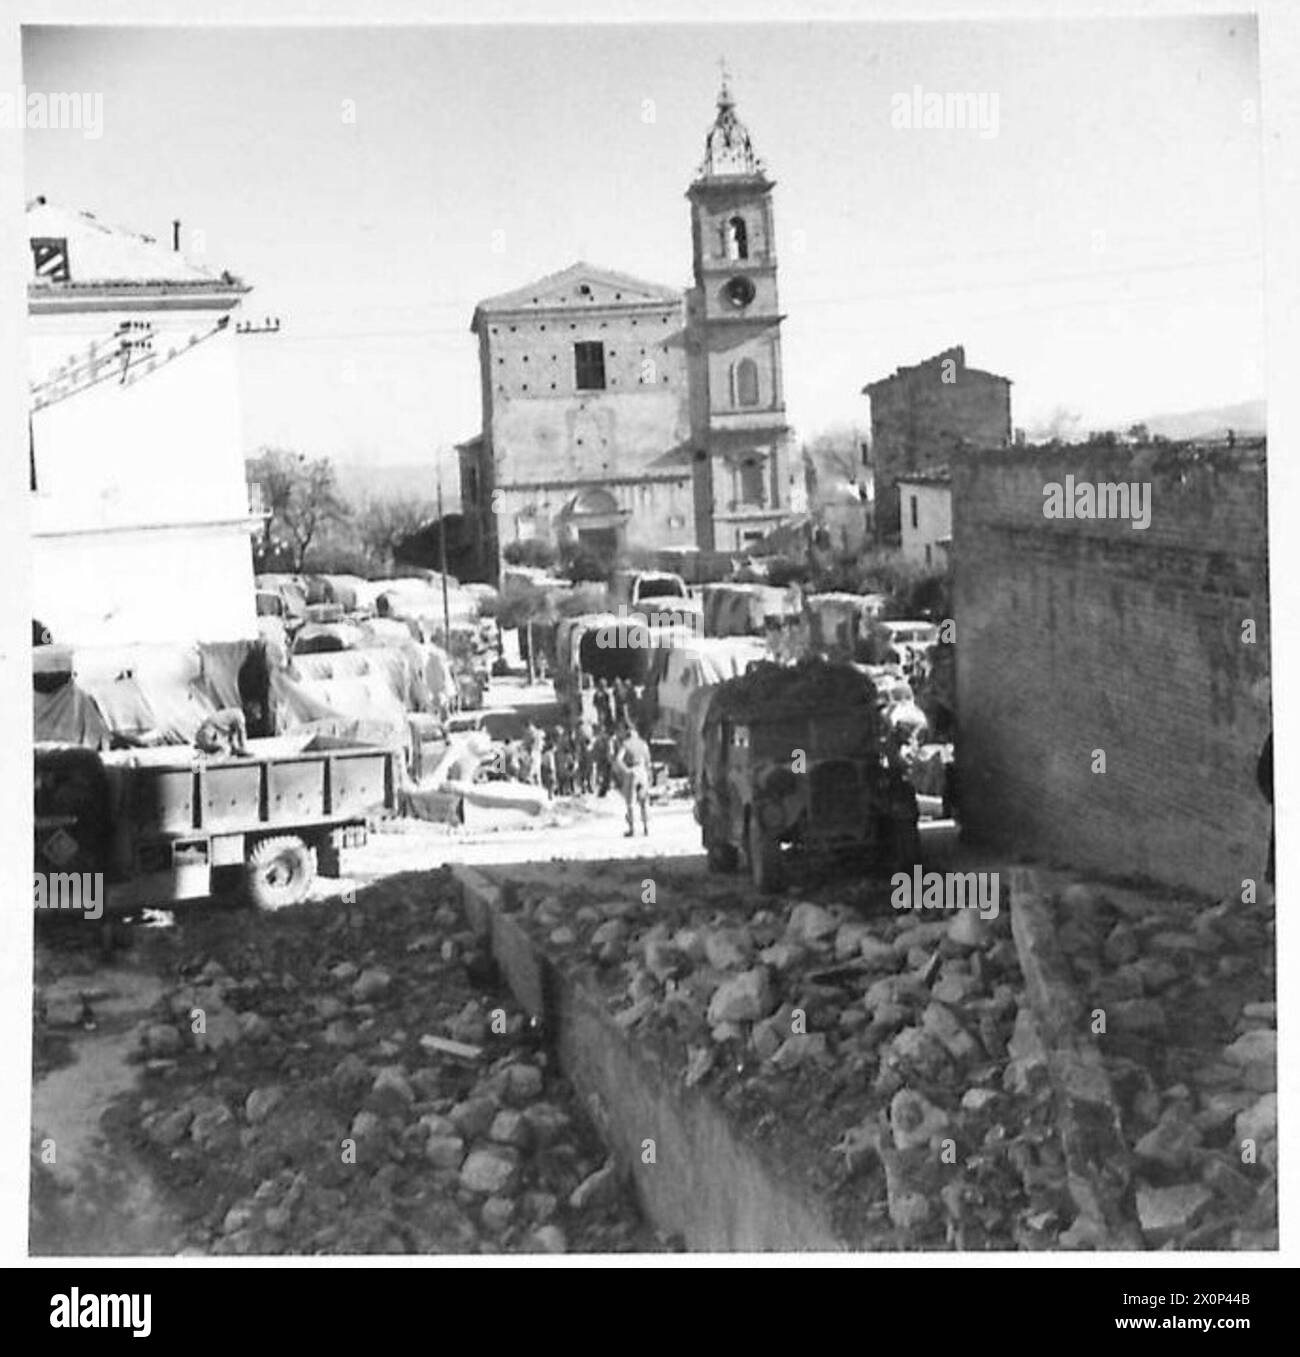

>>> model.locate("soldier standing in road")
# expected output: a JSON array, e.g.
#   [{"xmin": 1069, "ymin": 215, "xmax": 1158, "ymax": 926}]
[
  {"xmin": 618, "ymin": 722, "xmax": 652, "ymax": 837},
  {"xmin": 594, "ymin": 727, "xmax": 613, "ymax": 797}
]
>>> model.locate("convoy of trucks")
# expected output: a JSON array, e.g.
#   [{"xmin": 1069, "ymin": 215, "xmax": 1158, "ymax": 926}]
[{"xmin": 34, "ymin": 551, "xmax": 946, "ymax": 918}]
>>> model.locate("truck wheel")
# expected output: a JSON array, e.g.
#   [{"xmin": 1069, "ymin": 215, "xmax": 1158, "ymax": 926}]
[
  {"xmin": 881, "ymin": 814, "xmax": 921, "ymax": 870},
  {"xmin": 244, "ymin": 835, "xmax": 316, "ymax": 911},
  {"xmin": 705, "ymin": 829, "xmax": 739, "ymax": 874},
  {"xmin": 745, "ymin": 811, "xmax": 782, "ymax": 894}
]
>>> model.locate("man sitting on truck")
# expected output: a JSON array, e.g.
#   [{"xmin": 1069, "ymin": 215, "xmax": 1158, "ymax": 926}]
[{"xmin": 193, "ymin": 707, "xmax": 250, "ymax": 758}]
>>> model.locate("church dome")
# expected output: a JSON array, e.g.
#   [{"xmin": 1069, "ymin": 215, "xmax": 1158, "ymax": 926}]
[{"xmin": 698, "ymin": 76, "xmax": 765, "ymax": 180}]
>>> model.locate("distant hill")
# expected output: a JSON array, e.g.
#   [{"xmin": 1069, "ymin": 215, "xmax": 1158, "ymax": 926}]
[
  {"xmin": 1140, "ymin": 399, "xmax": 1266, "ymax": 442},
  {"xmin": 333, "ymin": 461, "xmax": 456, "ymax": 511}
]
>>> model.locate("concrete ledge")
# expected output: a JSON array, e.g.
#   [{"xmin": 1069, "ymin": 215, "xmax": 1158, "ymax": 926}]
[{"xmin": 452, "ymin": 864, "xmax": 849, "ymax": 1250}]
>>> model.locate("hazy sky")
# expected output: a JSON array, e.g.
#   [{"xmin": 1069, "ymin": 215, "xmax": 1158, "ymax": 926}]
[{"xmin": 23, "ymin": 17, "xmax": 1264, "ymax": 470}]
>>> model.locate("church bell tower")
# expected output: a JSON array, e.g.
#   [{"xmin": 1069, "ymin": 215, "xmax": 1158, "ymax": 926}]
[{"xmin": 686, "ymin": 72, "xmax": 791, "ymax": 553}]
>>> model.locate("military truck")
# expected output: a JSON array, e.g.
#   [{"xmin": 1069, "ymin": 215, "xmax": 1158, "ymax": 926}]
[
  {"xmin": 693, "ymin": 659, "xmax": 919, "ymax": 892},
  {"xmin": 34, "ymin": 735, "xmax": 400, "ymax": 916}
]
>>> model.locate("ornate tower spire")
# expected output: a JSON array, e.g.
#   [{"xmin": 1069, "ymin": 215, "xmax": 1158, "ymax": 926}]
[{"xmin": 698, "ymin": 65, "xmax": 764, "ymax": 180}]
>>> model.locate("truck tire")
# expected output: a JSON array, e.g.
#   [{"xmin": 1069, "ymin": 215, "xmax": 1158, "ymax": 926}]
[
  {"xmin": 704, "ymin": 827, "xmax": 739, "ymax": 874},
  {"xmin": 244, "ymin": 835, "xmax": 316, "ymax": 911},
  {"xmin": 745, "ymin": 810, "xmax": 782, "ymax": 894},
  {"xmin": 881, "ymin": 813, "xmax": 921, "ymax": 871}
]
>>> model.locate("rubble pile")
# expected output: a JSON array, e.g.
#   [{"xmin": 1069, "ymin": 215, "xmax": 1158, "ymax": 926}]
[
  {"xmin": 113, "ymin": 872, "xmax": 650, "ymax": 1255},
  {"xmin": 1051, "ymin": 884, "xmax": 1277, "ymax": 1249},
  {"xmin": 510, "ymin": 875, "xmax": 1078, "ymax": 1250}
]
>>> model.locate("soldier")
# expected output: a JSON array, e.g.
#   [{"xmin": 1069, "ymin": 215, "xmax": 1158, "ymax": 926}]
[
  {"xmin": 593, "ymin": 727, "xmax": 614, "ymax": 797},
  {"xmin": 593, "ymin": 678, "xmax": 613, "ymax": 732},
  {"xmin": 575, "ymin": 718, "xmax": 594, "ymax": 794},
  {"xmin": 611, "ymin": 677, "xmax": 628, "ymax": 728},
  {"xmin": 618, "ymin": 722, "xmax": 652, "ymax": 837},
  {"xmin": 193, "ymin": 707, "xmax": 250, "ymax": 757},
  {"xmin": 522, "ymin": 722, "xmax": 543, "ymax": 787},
  {"xmin": 553, "ymin": 725, "xmax": 572, "ymax": 796}
]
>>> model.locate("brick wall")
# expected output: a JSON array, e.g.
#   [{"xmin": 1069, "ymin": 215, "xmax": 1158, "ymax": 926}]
[{"xmin": 952, "ymin": 440, "xmax": 1271, "ymax": 899}]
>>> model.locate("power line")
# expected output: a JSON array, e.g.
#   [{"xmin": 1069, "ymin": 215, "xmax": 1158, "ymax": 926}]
[{"xmin": 257, "ymin": 248, "xmax": 1259, "ymax": 346}]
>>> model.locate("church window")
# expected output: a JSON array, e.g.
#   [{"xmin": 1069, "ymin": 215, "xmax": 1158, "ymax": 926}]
[
  {"xmin": 725, "ymin": 216, "xmax": 749, "ymax": 261},
  {"xmin": 740, "ymin": 457, "xmax": 765, "ymax": 506},
  {"xmin": 575, "ymin": 341, "xmax": 606, "ymax": 390},
  {"xmin": 734, "ymin": 358, "xmax": 760, "ymax": 407}
]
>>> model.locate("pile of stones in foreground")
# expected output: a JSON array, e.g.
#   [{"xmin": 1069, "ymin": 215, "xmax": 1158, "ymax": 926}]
[
  {"xmin": 120, "ymin": 879, "xmax": 650, "ymax": 1255},
  {"xmin": 516, "ymin": 885, "xmax": 1083, "ymax": 1249},
  {"xmin": 1054, "ymin": 884, "xmax": 1277, "ymax": 1250},
  {"xmin": 516, "ymin": 876, "xmax": 1278, "ymax": 1251}
]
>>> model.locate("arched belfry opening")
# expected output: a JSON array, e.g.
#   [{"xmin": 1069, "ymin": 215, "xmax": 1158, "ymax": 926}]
[{"xmin": 726, "ymin": 215, "xmax": 748, "ymax": 261}]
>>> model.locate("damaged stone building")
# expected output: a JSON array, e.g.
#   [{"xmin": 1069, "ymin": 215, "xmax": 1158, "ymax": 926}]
[
  {"xmin": 864, "ymin": 345, "xmax": 1011, "ymax": 543},
  {"xmin": 460, "ymin": 80, "xmax": 795, "ymax": 581}
]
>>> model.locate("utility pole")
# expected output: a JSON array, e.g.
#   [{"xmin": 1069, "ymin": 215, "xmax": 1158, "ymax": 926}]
[{"xmin": 437, "ymin": 452, "xmax": 451, "ymax": 651}]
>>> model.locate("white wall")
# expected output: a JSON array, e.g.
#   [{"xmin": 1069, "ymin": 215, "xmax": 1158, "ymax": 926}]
[
  {"xmin": 34, "ymin": 525, "xmax": 256, "ymax": 647},
  {"xmin": 28, "ymin": 304, "xmax": 258, "ymax": 645},
  {"xmin": 899, "ymin": 483, "xmax": 952, "ymax": 567},
  {"xmin": 29, "ymin": 309, "xmax": 248, "ymax": 531}
]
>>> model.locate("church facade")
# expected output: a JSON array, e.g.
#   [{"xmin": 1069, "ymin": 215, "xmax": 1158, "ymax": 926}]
[{"xmin": 460, "ymin": 80, "xmax": 794, "ymax": 582}]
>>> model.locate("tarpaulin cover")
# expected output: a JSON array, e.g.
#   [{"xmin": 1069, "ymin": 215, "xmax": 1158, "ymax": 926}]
[
  {"xmin": 256, "ymin": 574, "xmax": 308, "ymax": 617},
  {"xmin": 72, "ymin": 642, "xmax": 202, "ymax": 690},
  {"xmin": 268, "ymin": 668, "xmax": 410, "ymax": 754},
  {"xmin": 34, "ymin": 642, "xmax": 211, "ymax": 746},
  {"xmin": 293, "ymin": 622, "xmax": 368, "ymax": 653},
  {"xmin": 292, "ymin": 646, "xmax": 421, "ymax": 711},
  {"xmin": 71, "ymin": 672, "xmax": 212, "ymax": 744},
  {"xmin": 656, "ymin": 638, "xmax": 767, "ymax": 742},
  {"xmin": 196, "ymin": 640, "xmax": 258, "ymax": 711},
  {"xmin": 363, "ymin": 617, "xmax": 421, "ymax": 645},
  {"xmin": 379, "ymin": 582, "xmax": 478, "ymax": 625},
  {"xmin": 34, "ymin": 681, "xmax": 112, "ymax": 748},
  {"xmin": 320, "ymin": 575, "xmax": 367, "ymax": 611},
  {"xmin": 702, "ymin": 585, "xmax": 800, "ymax": 638}
]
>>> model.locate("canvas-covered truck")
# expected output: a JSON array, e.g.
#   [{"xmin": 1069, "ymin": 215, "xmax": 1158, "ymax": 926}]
[
  {"xmin": 34, "ymin": 735, "xmax": 400, "ymax": 914},
  {"xmin": 693, "ymin": 659, "xmax": 919, "ymax": 892}
]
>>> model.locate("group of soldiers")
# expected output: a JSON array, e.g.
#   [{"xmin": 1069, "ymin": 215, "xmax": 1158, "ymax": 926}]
[{"xmin": 499, "ymin": 675, "xmax": 653, "ymax": 835}]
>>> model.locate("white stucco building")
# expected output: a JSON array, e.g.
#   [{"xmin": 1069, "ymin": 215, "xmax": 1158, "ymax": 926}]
[
  {"xmin": 897, "ymin": 469, "xmax": 951, "ymax": 570},
  {"xmin": 27, "ymin": 198, "xmax": 260, "ymax": 647}
]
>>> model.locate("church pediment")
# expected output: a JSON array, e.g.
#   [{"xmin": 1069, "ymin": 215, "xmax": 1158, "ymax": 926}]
[{"xmin": 473, "ymin": 261, "xmax": 681, "ymax": 326}]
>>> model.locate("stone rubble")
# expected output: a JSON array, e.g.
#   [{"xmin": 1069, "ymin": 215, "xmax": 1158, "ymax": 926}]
[
  {"xmin": 1051, "ymin": 882, "xmax": 1276, "ymax": 1250},
  {"xmin": 102, "ymin": 872, "xmax": 650, "ymax": 1255}
]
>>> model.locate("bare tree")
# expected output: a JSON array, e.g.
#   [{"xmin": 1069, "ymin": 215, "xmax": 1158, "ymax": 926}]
[{"xmin": 248, "ymin": 448, "xmax": 349, "ymax": 572}]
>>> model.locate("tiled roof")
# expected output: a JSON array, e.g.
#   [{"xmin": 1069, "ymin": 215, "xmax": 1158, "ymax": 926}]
[
  {"xmin": 26, "ymin": 198, "xmax": 245, "ymax": 290},
  {"xmin": 472, "ymin": 260, "xmax": 681, "ymax": 327}
]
